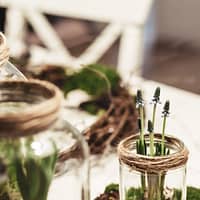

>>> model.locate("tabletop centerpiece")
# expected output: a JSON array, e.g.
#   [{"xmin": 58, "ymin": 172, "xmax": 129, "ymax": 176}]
[{"xmin": 118, "ymin": 87, "xmax": 189, "ymax": 200}]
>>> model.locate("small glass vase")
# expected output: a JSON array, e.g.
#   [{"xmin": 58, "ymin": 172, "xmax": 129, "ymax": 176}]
[
  {"xmin": 0, "ymin": 79, "xmax": 89, "ymax": 200},
  {"xmin": 0, "ymin": 32, "xmax": 26, "ymax": 80},
  {"xmin": 118, "ymin": 134, "xmax": 189, "ymax": 200}
]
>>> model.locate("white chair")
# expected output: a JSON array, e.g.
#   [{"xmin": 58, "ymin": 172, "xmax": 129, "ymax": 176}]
[{"xmin": 0, "ymin": 0, "xmax": 154, "ymax": 81}]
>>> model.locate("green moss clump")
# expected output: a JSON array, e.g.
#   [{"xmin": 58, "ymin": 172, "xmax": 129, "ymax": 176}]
[
  {"xmin": 99, "ymin": 184, "xmax": 200, "ymax": 200},
  {"xmin": 125, "ymin": 187, "xmax": 144, "ymax": 200},
  {"xmin": 63, "ymin": 64, "xmax": 121, "ymax": 97},
  {"xmin": 104, "ymin": 183, "xmax": 119, "ymax": 193},
  {"xmin": 187, "ymin": 186, "xmax": 200, "ymax": 200}
]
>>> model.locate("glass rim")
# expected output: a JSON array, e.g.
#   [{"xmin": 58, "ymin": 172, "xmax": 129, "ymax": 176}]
[
  {"xmin": 118, "ymin": 133, "xmax": 189, "ymax": 173},
  {"xmin": 0, "ymin": 79, "xmax": 63, "ymax": 137}
]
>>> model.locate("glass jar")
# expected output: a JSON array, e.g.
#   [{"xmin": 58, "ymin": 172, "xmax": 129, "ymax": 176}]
[
  {"xmin": 118, "ymin": 134, "xmax": 189, "ymax": 200},
  {"xmin": 0, "ymin": 32, "xmax": 26, "ymax": 80},
  {"xmin": 0, "ymin": 79, "xmax": 89, "ymax": 200}
]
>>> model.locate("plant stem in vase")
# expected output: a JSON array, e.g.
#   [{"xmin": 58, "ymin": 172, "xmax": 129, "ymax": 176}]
[{"xmin": 118, "ymin": 87, "xmax": 189, "ymax": 200}]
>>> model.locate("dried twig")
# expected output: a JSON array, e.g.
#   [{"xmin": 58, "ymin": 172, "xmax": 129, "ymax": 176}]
[{"xmin": 83, "ymin": 87, "xmax": 138, "ymax": 154}]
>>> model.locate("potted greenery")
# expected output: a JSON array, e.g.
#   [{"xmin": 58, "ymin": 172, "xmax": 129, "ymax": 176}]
[
  {"xmin": 0, "ymin": 80, "xmax": 89, "ymax": 200},
  {"xmin": 118, "ymin": 87, "xmax": 189, "ymax": 200}
]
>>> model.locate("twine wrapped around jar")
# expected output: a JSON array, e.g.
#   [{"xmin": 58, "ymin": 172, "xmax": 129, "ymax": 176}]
[
  {"xmin": 0, "ymin": 32, "xmax": 9, "ymax": 67},
  {"xmin": 0, "ymin": 79, "xmax": 63, "ymax": 137},
  {"xmin": 118, "ymin": 133, "xmax": 189, "ymax": 173}
]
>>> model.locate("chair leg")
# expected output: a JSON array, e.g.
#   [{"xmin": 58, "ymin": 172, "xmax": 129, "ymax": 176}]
[
  {"xmin": 117, "ymin": 25, "xmax": 144, "ymax": 83},
  {"xmin": 5, "ymin": 8, "xmax": 27, "ymax": 57}
]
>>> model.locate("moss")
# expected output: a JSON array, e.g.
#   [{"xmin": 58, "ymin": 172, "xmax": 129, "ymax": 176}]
[
  {"xmin": 98, "ymin": 184, "xmax": 200, "ymax": 200},
  {"xmin": 187, "ymin": 186, "xmax": 200, "ymax": 200},
  {"xmin": 104, "ymin": 183, "xmax": 119, "ymax": 193},
  {"xmin": 125, "ymin": 187, "xmax": 144, "ymax": 200},
  {"xmin": 63, "ymin": 64, "xmax": 121, "ymax": 97}
]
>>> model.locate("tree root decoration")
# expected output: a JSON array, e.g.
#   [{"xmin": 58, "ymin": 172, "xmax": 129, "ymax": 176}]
[{"xmin": 83, "ymin": 87, "xmax": 138, "ymax": 154}]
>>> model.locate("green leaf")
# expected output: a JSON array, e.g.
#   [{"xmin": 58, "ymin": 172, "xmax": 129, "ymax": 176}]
[
  {"xmin": 14, "ymin": 158, "xmax": 29, "ymax": 200},
  {"xmin": 24, "ymin": 158, "xmax": 40, "ymax": 200},
  {"xmin": 11, "ymin": 140, "xmax": 58, "ymax": 200}
]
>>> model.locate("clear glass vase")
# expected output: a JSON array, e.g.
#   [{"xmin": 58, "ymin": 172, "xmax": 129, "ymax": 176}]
[
  {"xmin": 0, "ymin": 79, "xmax": 89, "ymax": 200},
  {"xmin": 118, "ymin": 134, "xmax": 189, "ymax": 200},
  {"xmin": 0, "ymin": 32, "xmax": 26, "ymax": 80}
]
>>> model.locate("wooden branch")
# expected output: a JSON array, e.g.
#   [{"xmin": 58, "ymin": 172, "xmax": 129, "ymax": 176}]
[{"xmin": 84, "ymin": 87, "xmax": 138, "ymax": 154}]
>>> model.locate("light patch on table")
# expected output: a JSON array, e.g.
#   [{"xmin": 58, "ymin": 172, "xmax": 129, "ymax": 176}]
[
  {"xmin": 0, "ymin": 102, "xmax": 29, "ymax": 113},
  {"xmin": 48, "ymin": 172, "xmax": 82, "ymax": 200}
]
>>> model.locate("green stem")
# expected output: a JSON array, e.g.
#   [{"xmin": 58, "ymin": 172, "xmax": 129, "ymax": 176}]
[
  {"xmin": 152, "ymin": 104, "xmax": 156, "ymax": 129},
  {"xmin": 141, "ymin": 174, "xmax": 146, "ymax": 194},
  {"xmin": 159, "ymin": 116, "xmax": 167, "ymax": 198},
  {"xmin": 161, "ymin": 116, "xmax": 167, "ymax": 155},
  {"xmin": 150, "ymin": 104, "xmax": 156, "ymax": 156},
  {"xmin": 139, "ymin": 106, "xmax": 145, "ymax": 145},
  {"xmin": 150, "ymin": 132, "xmax": 154, "ymax": 156},
  {"xmin": 139, "ymin": 106, "xmax": 146, "ymax": 196}
]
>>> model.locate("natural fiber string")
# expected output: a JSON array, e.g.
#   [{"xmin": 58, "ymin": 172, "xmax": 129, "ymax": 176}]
[
  {"xmin": 0, "ymin": 32, "xmax": 9, "ymax": 67},
  {"xmin": 83, "ymin": 87, "xmax": 138, "ymax": 154},
  {"xmin": 0, "ymin": 79, "xmax": 63, "ymax": 137},
  {"xmin": 118, "ymin": 133, "xmax": 189, "ymax": 173}
]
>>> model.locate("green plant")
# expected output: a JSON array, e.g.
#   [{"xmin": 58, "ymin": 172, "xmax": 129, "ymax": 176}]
[
  {"xmin": 135, "ymin": 88, "xmax": 172, "ymax": 200},
  {"xmin": 99, "ymin": 184, "xmax": 200, "ymax": 200},
  {"xmin": 0, "ymin": 138, "xmax": 58, "ymax": 200}
]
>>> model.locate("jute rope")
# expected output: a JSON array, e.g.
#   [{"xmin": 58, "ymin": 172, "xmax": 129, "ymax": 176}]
[
  {"xmin": 0, "ymin": 32, "xmax": 9, "ymax": 67},
  {"xmin": 118, "ymin": 133, "xmax": 189, "ymax": 173},
  {"xmin": 0, "ymin": 79, "xmax": 63, "ymax": 137}
]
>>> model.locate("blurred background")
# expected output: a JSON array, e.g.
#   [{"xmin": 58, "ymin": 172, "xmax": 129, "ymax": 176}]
[{"xmin": 0, "ymin": 0, "xmax": 200, "ymax": 94}]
